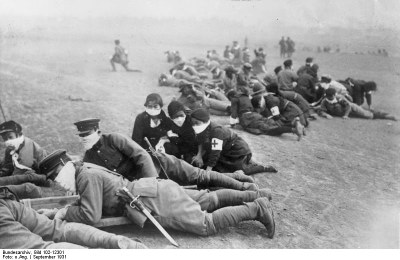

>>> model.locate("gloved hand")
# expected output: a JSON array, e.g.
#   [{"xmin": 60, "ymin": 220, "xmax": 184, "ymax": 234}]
[
  {"xmin": 37, "ymin": 208, "xmax": 59, "ymax": 219},
  {"xmin": 116, "ymin": 236, "xmax": 148, "ymax": 249}
]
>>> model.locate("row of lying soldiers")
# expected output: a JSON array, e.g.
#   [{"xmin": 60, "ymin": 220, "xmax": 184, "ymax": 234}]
[
  {"xmin": 158, "ymin": 54, "xmax": 397, "ymax": 132},
  {"xmin": 1, "ymin": 52, "xmax": 397, "ymax": 249},
  {"xmin": 0, "ymin": 113, "xmax": 276, "ymax": 249}
]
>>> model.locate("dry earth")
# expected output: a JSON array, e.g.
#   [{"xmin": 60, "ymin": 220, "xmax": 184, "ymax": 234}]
[{"xmin": 0, "ymin": 21, "xmax": 399, "ymax": 249}]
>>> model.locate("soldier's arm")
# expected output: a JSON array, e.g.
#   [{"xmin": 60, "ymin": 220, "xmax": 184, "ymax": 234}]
[
  {"xmin": 131, "ymin": 113, "xmax": 145, "ymax": 147},
  {"xmin": 365, "ymin": 91, "xmax": 372, "ymax": 108},
  {"xmin": 111, "ymin": 133, "xmax": 158, "ymax": 178},
  {"xmin": 230, "ymin": 98, "xmax": 239, "ymax": 119},
  {"xmin": 205, "ymin": 129, "xmax": 225, "ymax": 169},
  {"xmin": 318, "ymin": 100, "xmax": 331, "ymax": 118},
  {"xmin": 64, "ymin": 173, "xmax": 103, "ymax": 225},
  {"xmin": 31, "ymin": 141, "xmax": 47, "ymax": 172}
]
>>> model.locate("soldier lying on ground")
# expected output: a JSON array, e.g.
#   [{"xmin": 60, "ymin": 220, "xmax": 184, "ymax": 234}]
[
  {"xmin": 339, "ymin": 78, "xmax": 377, "ymax": 109},
  {"xmin": 74, "ymin": 118, "xmax": 257, "ymax": 191},
  {"xmin": 38, "ymin": 150, "xmax": 275, "ymax": 238},
  {"xmin": 0, "ymin": 120, "xmax": 48, "ymax": 198},
  {"xmin": 318, "ymin": 88, "xmax": 397, "ymax": 121},
  {"xmin": 0, "ymin": 186, "xmax": 147, "ymax": 249},
  {"xmin": 251, "ymin": 83, "xmax": 308, "ymax": 128},
  {"xmin": 190, "ymin": 108, "xmax": 277, "ymax": 175},
  {"xmin": 177, "ymin": 83, "xmax": 230, "ymax": 116},
  {"xmin": 227, "ymin": 88, "xmax": 304, "ymax": 140}
]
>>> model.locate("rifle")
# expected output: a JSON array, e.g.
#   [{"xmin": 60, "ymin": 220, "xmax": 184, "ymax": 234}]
[{"xmin": 144, "ymin": 137, "xmax": 170, "ymax": 179}]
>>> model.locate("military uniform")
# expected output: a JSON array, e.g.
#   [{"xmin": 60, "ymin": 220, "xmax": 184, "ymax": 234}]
[
  {"xmin": 83, "ymin": 133, "xmax": 159, "ymax": 180},
  {"xmin": 277, "ymin": 69, "xmax": 298, "ymax": 91},
  {"xmin": 230, "ymin": 93, "xmax": 294, "ymax": 136},
  {"xmin": 57, "ymin": 162, "xmax": 274, "ymax": 237},
  {"xmin": 263, "ymin": 94, "xmax": 307, "ymax": 127},
  {"xmin": 0, "ymin": 137, "xmax": 47, "ymax": 177},
  {"xmin": 0, "ymin": 187, "xmax": 145, "ymax": 249}
]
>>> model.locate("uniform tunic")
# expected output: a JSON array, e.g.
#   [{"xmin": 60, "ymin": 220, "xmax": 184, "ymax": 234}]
[
  {"xmin": 277, "ymin": 69, "xmax": 298, "ymax": 91},
  {"xmin": 263, "ymin": 95, "xmax": 306, "ymax": 126},
  {"xmin": 83, "ymin": 133, "xmax": 158, "ymax": 180},
  {"xmin": 64, "ymin": 163, "xmax": 213, "ymax": 236},
  {"xmin": 0, "ymin": 137, "xmax": 47, "ymax": 177},
  {"xmin": 199, "ymin": 122, "xmax": 252, "ymax": 171}
]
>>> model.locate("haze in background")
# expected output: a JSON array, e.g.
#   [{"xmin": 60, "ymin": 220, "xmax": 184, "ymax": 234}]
[{"xmin": 1, "ymin": 0, "xmax": 399, "ymax": 56}]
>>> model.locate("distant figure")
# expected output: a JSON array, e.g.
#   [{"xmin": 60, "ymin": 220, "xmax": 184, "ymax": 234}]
[
  {"xmin": 110, "ymin": 40, "xmax": 133, "ymax": 72},
  {"xmin": 279, "ymin": 37, "xmax": 287, "ymax": 58},
  {"xmin": 223, "ymin": 45, "xmax": 231, "ymax": 59},
  {"xmin": 286, "ymin": 37, "xmax": 295, "ymax": 58},
  {"xmin": 230, "ymin": 41, "xmax": 243, "ymax": 67},
  {"xmin": 242, "ymin": 47, "xmax": 251, "ymax": 63}
]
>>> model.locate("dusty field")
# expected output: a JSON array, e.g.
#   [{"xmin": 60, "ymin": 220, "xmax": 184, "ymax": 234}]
[{"xmin": 0, "ymin": 20, "xmax": 399, "ymax": 249}]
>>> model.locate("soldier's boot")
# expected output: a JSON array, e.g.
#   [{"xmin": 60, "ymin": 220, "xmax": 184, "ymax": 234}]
[
  {"xmin": 373, "ymin": 111, "xmax": 397, "ymax": 121},
  {"xmin": 242, "ymin": 160, "xmax": 278, "ymax": 175},
  {"xmin": 0, "ymin": 172, "xmax": 49, "ymax": 187},
  {"xmin": 222, "ymin": 170, "xmax": 255, "ymax": 183},
  {"xmin": 63, "ymin": 222, "xmax": 148, "ymax": 249},
  {"xmin": 6, "ymin": 183, "xmax": 42, "ymax": 199},
  {"xmin": 198, "ymin": 171, "xmax": 257, "ymax": 191},
  {"xmin": 209, "ymin": 197, "xmax": 275, "ymax": 238},
  {"xmin": 207, "ymin": 188, "xmax": 272, "ymax": 212}
]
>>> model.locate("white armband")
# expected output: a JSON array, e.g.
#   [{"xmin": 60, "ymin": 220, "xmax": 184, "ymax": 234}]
[{"xmin": 270, "ymin": 106, "xmax": 280, "ymax": 116}]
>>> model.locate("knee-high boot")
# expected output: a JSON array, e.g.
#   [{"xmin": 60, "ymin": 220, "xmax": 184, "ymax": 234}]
[
  {"xmin": 221, "ymin": 170, "xmax": 255, "ymax": 183},
  {"xmin": 6, "ymin": 183, "xmax": 42, "ymax": 199},
  {"xmin": 198, "ymin": 171, "xmax": 257, "ymax": 191},
  {"xmin": 207, "ymin": 188, "xmax": 272, "ymax": 212},
  {"xmin": 207, "ymin": 198, "xmax": 275, "ymax": 238}
]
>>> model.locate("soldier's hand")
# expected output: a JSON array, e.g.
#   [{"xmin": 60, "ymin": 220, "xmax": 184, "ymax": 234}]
[
  {"xmin": 54, "ymin": 206, "xmax": 69, "ymax": 220},
  {"xmin": 191, "ymin": 155, "xmax": 204, "ymax": 168},
  {"xmin": 37, "ymin": 208, "xmax": 59, "ymax": 219},
  {"xmin": 342, "ymin": 115, "xmax": 349, "ymax": 120},
  {"xmin": 326, "ymin": 115, "xmax": 333, "ymax": 119}
]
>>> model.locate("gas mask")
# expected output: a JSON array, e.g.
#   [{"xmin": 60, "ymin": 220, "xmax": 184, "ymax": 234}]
[
  {"xmin": 145, "ymin": 108, "xmax": 162, "ymax": 117},
  {"xmin": 173, "ymin": 115, "xmax": 186, "ymax": 127},
  {"xmin": 5, "ymin": 135, "xmax": 24, "ymax": 151},
  {"xmin": 192, "ymin": 120, "xmax": 210, "ymax": 134},
  {"xmin": 80, "ymin": 131, "xmax": 101, "ymax": 150},
  {"xmin": 54, "ymin": 161, "xmax": 77, "ymax": 195}
]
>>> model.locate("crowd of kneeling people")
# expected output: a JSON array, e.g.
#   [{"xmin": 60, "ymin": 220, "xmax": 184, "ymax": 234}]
[{"xmin": 0, "ymin": 50, "xmax": 397, "ymax": 249}]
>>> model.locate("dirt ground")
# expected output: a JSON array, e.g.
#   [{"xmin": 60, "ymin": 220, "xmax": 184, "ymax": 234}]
[{"xmin": 0, "ymin": 20, "xmax": 399, "ymax": 249}]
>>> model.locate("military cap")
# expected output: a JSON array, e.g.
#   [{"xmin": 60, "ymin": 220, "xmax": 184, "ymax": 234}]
[
  {"xmin": 74, "ymin": 118, "xmax": 100, "ymax": 135},
  {"xmin": 0, "ymin": 120, "xmax": 22, "ymax": 135},
  {"xmin": 243, "ymin": 63, "xmax": 253, "ymax": 70},
  {"xmin": 39, "ymin": 149, "xmax": 71, "ymax": 178},
  {"xmin": 210, "ymin": 65, "xmax": 219, "ymax": 73},
  {"xmin": 283, "ymin": 59, "xmax": 293, "ymax": 67},
  {"xmin": 251, "ymin": 82, "xmax": 266, "ymax": 96},
  {"xmin": 305, "ymin": 57, "xmax": 313, "ymax": 63},
  {"xmin": 321, "ymin": 74, "xmax": 332, "ymax": 83}
]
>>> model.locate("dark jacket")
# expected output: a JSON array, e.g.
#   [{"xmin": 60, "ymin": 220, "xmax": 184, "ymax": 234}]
[
  {"xmin": 83, "ymin": 133, "xmax": 158, "ymax": 180},
  {"xmin": 230, "ymin": 93, "xmax": 254, "ymax": 119},
  {"xmin": 199, "ymin": 122, "xmax": 251, "ymax": 168},
  {"xmin": 132, "ymin": 110, "xmax": 174, "ymax": 149}
]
